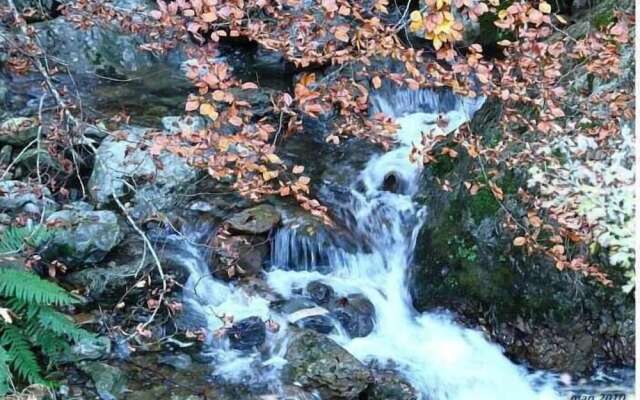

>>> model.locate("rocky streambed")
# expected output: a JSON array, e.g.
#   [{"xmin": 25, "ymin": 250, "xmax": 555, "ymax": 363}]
[{"xmin": 0, "ymin": 1, "xmax": 635, "ymax": 399}]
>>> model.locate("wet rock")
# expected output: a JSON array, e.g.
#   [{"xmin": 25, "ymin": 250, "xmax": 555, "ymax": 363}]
[
  {"xmin": 212, "ymin": 235, "xmax": 268, "ymax": 280},
  {"xmin": 409, "ymin": 96, "xmax": 635, "ymax": 374},
  {"xmin": 35, "ymin": 18, "xmax": 185, "ymax": 80},
  {"xmin": 382, "ymin": 172, "xmax": 400, "ymax": 193},
  {"xmin": 283, "ymin": 329, "xmax": 372, "ymax": 399},
  {"xmin": 89, "ymin": 126, "xmax": 197, "ymax": 209},
  {"xmin": 270, "ymin": 385, "xmax": 317, "ymax": 400},
  {"xmin": 227, "ymin": 316, "xmax": 266, "ymax": 351},
  {"xmin": 0, "ymin": 117, "xmax": 38, "ymax": 145},
  {"xmin": 79, "ymin": 361, "xmax": 127, "ymax": 400},
  {"xmin": 296, "ymin": 314, "xmax": 335, "ymax": 335},
  {"xmin": 225, "ymin": 204, "xmax": 281, "ymax": 234},
  {"xmin": 329, "ymin": 294, "xmax": 376, "ymax": 338},
  {"xmin": 366, "ymin": 370, "xmax": 418, "ymax": 400},
  {"xmin": 71, "ymin": 337, "xmax": 112, "ymax": 361},
  {"xmin": 64, "ymin": 234, "xmax": 151, "ymax": 300},
  {"xmin": 46, "ymin": 205, "xmax": 123, "ymax": 266},
  {"xmin": 0, "ymin": 145, "xmax": 12, "ymax": 164},
  {"xmin": 158, "ymin": 353, "xmax": 193, "ymax": 370},
  {"xmin": 0, "ymin": 180, "xmax": 56, "ymax": 212},
  {"xmin": 306, "ymin": 280, "xmax": 334, "ymax": 305},
  {"xmin": 161, "ymin": 115, "xmax": 206, "ymax": 135},
  {"xmin": 285, "ymin": 304, "xmax": 334, "ymax": 334}
]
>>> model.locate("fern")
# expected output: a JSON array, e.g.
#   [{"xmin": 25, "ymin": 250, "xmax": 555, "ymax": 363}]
[
  {"xmin": 0, "ymin": 326, "xmax": 45, "ymax": 386},
  {"xmin": 0, "ymin": 225, "xmax": 93, "ymax": 396},
  {"xmin": 0, "ymin": 226, "xmax": 51, "ymax": 255},
  {"xmin": 0, "ymin": 346, "xmax": 10, "ymax": 395},
  {"xmin": 0, "ymin": 269, "xmax": 78, "ymax": 306}
]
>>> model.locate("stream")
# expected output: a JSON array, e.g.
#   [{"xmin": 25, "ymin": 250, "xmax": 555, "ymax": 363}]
[{"xmin": 159, "ymin": 89, "xmax": 632, "ymax": 400}]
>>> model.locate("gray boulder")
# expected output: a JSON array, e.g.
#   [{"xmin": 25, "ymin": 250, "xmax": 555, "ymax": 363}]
[
  {"xmin": 0, "ymin": 117, "xmax": 38, "ymax": 146},
  {"xmin": 283, "ymin": 329, "xmax": 372, "ymax": 399},
  {"xmin": 88, "ymin": 126, "xmax": 197, "ymax": 211},
  {"xmin": 0, "ymin": 180, "xmax": 57, "ymax": 213},
  {"xmin": 225, "ymin": 204, "xmax": 281, "ymax": 234},
  {"xmin": 46, "ymin": 205, "xmax": 123, "ymax": 266},
  {"xmin": 79, "ymin": 361, "xmax": 127, "ymax": 400}
]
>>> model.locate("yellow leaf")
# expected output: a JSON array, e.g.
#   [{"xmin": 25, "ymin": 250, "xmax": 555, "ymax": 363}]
[
  {"xmin": 262, "ymin": 170, "xmax": 279, "ymax": 181},
  {"xmin": 410, "ymin": 10, "xmax": 422, "ymax": 22},
  {"xmin": 266, "ymin": 153, "xmax": 282, "ymax": 164},
  {"xmin": 292, "ymin": 165, "xmax": 305, "ymax": 174},
  {"xmin": 372, "ymin": 76, "xmax": 382, "ymax": 89},
  {"xmin": 555, "ymin": 14, "xmax": 567, "ymax": 24},
  {"xmin": 432, "ymin": 37, "xmax": 443, "ymax": 50},
  {"xmin": 513, "ymin": 237, "xmax": 526, "ymax": 246},
  {"xmin": 199, "ymin": 103, "xmax": 218, "ymax": 121},
  {"xmin": 498, "ymin": 9, "xmax": 508, "ymax": 19},
  {"xmin": 539, "ymin": 1, "xmax": 551, "ymax": 14}
]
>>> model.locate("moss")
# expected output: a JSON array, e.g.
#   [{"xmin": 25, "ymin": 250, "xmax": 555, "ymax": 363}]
[
  {"xmin": 592, "ymin": 9, "xmax": 615, "ymax": 29},
  {"xmin": 498, "ymin": 169, "xmax": 524, "ymax": 195},
  {"xmin": 430, "ymin": 154, "xmax": 456, "ymax": 178},
  {"xmin": 468, "ymin": 188, "xmax": 500, "ymax": 222}
]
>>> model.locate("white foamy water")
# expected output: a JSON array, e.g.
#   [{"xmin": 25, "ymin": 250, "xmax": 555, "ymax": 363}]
[
  {"xmin": 265, "ymin": 90, "xmax": 558, "ymax": 400},
  {"xmin": 173, "ymin": 89, "xmax": 622, "ymax": 399}
]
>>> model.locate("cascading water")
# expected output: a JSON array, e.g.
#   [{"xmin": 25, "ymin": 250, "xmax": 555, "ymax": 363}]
[{"xmin": 174, "ymin": 88, "xmax": 567, "ymax": 399}]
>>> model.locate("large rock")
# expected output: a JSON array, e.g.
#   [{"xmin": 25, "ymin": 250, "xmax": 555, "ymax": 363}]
[
  {"xmin": 409, "ymin": 100, "xmax": 635, "ymax": 374},
  {"xmin": 0, "ymin": 180, "xmax": 56, "ymax": 213},
  {"xmin": 212, "ymin": 234, "xmax": 268, "ymax": 280},
  {"xmin": 34, "ymin": 18, "xmax": 184, "ymax": 80},
  {"xmin": 0, "ymin": 117, "xmax": 38, "ymax": 146},
  {"xmin": 283, "ymin": 329, "xmax": 372, "ymax": 399},
  {"xmin": 46, "ymin": 204, "xmax": 123, "ymax": 266},
  {"xmin": 225, "ymin": 204, "xmax": 281, "ymax": 235},
  {"xmin": 328, "ymin": 293, "xmax": 376, "ymax": 338},
  {"xmin": 88, "ymin": 126, "xmax": 197, "ymax": 211},
  {"xmin": 79, "ymin": 361, "xmax": 127, "ymax": 400},
  {"xmin": 227, "ymin": 316, "xmax": 267, "ymax": 351},
  {"xmin": 365, "ymin": 369, "xmax": 418, "ymax": 400}
]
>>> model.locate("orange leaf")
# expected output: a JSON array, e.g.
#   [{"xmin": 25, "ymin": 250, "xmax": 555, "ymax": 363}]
[
  {"xmin": 372, "ymin": 76, "xmax": 382, "ymax": 89},
  {"xmin": 186, "ymin": 100, "xmax": 200, "ymax": 112}
]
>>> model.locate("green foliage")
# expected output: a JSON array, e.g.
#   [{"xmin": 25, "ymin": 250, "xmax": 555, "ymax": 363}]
[
  {"xmin": 0, "ymin": 225, "xmax": 51, "ymax": 255},
  {"xmin": 0, "ymin": 269, "xmax": 78, "ymax": 306},
  {"xmin": 0, "ymin": 227, "xmax": 92, "ymax": 396},
  {"xmin": 468, "ymin": 188, "xmax": 500, "ymax": 223}
]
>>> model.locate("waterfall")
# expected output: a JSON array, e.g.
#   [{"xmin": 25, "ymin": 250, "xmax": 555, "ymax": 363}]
[
  {"xmin": 266, "ymin": 89, "xmax": 557, "ymax": 400},
  {"xmin": 176, "ymin": 88, "xmax": 563, "ymax": 399}
]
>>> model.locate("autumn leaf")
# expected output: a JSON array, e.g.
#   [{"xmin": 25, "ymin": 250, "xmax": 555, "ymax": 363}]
[
  {"xmin": 229, "ymin": 116, "xmax": 243, "ymax": 126},
  {"xmin": 199, "ymin": 103, "xmax": 218, "ymax": 120},
  {"xmin": 241, "ymin": 82, "xmax": 259, "ymax": 90},
  {"xmin": 513, "ymin": 237, "xmax": 526, "ymax": 246},
  {"xmin": 186, "ymin": 100, "xmax": 200, "ymax": 111},
  {"xmin": 265, "ymin": 153, "xmax": 283, "ymax": 164},
  {"xmin": 334, "ymin": 25, "xmax": 350, "ymax": 42},
  {"xmin": 409, "ymin": 11, "xmax": 423, "ymax": 32},
  {"xmin": 372, "ymin": 76, "xmax": 382, "ymax": 89},
  {"xmin": 321, "ymin": 0, "xmax": 338, "ymax": 13},
  {"xmin": 538, "ymin": 1, "xmax": 551, "ymax": 14},
  {"xmin": 292, "ymin": 165, "xmax": 305, "ymax": 174}
]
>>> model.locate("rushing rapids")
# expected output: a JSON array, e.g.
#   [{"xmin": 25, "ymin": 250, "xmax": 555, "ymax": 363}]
[{"xmin": 164, "ymin": 88, "xmax": 607, "ymax": 399}]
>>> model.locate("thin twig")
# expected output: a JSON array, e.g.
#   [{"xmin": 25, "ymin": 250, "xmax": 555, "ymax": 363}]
[{"xmin": 111, "ymin": 189, "xmax": 167, "ymax": 338}]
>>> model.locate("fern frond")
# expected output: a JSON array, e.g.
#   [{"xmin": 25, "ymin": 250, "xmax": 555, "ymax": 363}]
[
  {"xmin": 0, "ymin": 345, "xmax": 11, "ymax": 396},
  {"xmin": 34, "ymin": 307, "xmax": 93, "ymax": 342},
  {"xmin": 0, "ymin": 269, "xmax": 78, "ymax": 306},
  {"xmin": 0, "ymin": 226, "xmax": 51, "ymax": 255},
  {"xmin": 32, "ymin": 331, "xmax": 68, "ymax": 360},
  {"xmin": 0, "ymin": 326, "xmax": 45, "ymax": 385}
]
